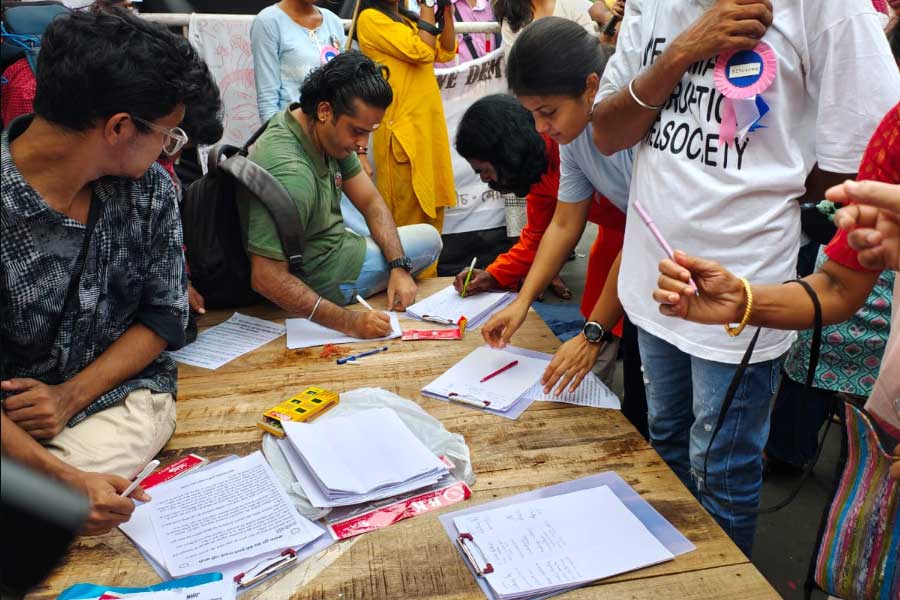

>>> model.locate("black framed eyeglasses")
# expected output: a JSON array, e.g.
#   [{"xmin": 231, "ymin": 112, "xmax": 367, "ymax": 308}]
[{"xmin": 131, "ymin": 115, "xmax": 189, "ymax": 156}]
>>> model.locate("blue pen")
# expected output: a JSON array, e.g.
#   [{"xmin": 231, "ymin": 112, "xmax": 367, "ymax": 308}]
[{"xmin": 337, "ymin": 346, "xmax": 389, "ymax": 365}]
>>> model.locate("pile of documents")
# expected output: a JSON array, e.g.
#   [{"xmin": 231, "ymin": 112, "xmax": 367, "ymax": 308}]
[
  {"xmin": 119, "ymin": 452, "xmax": 330, "ymax": 583},
  {"xmin": 406, "ymin": 286, "xmax": 515, "ymax": 328},
  {"xmin": 280, "ymin": 408, "xmax": 450, "ymax": 507}
]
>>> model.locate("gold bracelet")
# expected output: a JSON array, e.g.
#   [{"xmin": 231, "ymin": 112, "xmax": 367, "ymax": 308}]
[{"xmin": 724, "ymin": 277, "xmax": 753, "ymax": 337}]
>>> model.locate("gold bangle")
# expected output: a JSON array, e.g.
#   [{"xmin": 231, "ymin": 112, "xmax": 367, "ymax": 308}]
[{"xmin": 724, "ymin": 277, "xmax": 753, "ymax": 337}]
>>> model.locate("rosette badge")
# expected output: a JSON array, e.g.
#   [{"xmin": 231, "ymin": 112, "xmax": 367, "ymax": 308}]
[{"xmin": 713, "ymin": 41, "xmax": 777, "ymax": 147}]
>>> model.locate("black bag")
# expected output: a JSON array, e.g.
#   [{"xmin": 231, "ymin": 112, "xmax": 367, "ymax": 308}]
[{"xmin": 181, "ymin": 122, "xmax": 306, "ymax": 310}]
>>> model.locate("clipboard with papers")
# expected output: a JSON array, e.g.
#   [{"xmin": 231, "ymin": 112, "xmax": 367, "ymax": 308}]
[
  {"xmin": 439, "ymin": 471, "xmax": 696, "ymax": 600},
  {"xmin": 421, "ymin": 345, "xmax": 620, "ymax": 419},
  {"xmin": 118, "ymin": 452, "xmax": 334, "ymax": 596}
]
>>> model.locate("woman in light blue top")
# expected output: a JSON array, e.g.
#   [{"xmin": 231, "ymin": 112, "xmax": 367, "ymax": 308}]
[{"xmin": 250, "ymin": 0, "xmax": 346, "ymax": 123}]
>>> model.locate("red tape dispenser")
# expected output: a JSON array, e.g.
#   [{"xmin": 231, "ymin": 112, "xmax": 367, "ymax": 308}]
[{"xmin": 402, "ymin": 316, "xmax": 468, "ymax": 341}]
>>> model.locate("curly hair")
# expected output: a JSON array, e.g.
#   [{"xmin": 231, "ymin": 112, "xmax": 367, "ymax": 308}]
[
  {"xmin": 456, "ymin": 94, "xmax": 548, "ymax": 197},
  {"xmin": 34, "ymin": 8, "xmax": 215, "ymax": 132}
]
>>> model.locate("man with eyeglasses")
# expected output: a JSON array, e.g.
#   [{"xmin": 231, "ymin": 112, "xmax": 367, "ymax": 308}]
[{"xmin": 0, "ymin": 9, "xmax": 217, "ymax": 534}]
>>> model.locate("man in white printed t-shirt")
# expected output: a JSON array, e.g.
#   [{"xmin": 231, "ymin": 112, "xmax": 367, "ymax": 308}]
[{"xmin": 592, "ymin": 0, "xmax": 900, "ymax": 556}]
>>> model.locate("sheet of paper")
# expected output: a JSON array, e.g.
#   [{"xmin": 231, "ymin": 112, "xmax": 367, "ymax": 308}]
[
  {"xmin": 407, "ymin": 286, "xmax": 514, "ymax": 328},
  {"xmin": 145, "ymin": 452, "xmax": 322, "ymax": 577},
  {"xmin": 452, "ymin": 486, "xmax": 674, "ymax": 598},
  {"xmin": 423, "ymin": 346, "xmax": 549, "ymax": 411},
  {"xmin": 168, "ymin": 313, "xmax": 285, "ymax": 369},
  {"xmin": 523, "ymin": 372, "xmax": 621, "ymax": 410},
  {"xmin": 285, "ymin": 311, "xmax": 401, "ymax": 349}
]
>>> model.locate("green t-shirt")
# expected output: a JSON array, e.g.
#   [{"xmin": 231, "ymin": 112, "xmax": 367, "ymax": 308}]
[{"xmin": 238, "ymin": 106, "xmax": 365, "ymax": 304}]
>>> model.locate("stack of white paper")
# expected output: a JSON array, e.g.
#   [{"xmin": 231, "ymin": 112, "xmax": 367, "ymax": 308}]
[
  {"xmin": 281, "ymin": 408, "xmax": 449, "ymax": 508},
  {"xmin": 452, "ymin": 486, "xmax": 674, "ymax": 599},
  {"xmin": 406, "ymin": 286, "xmax": 515, "ymax": 328},
  {"xmin": 119, "ymin": 452, "xmax": 327, "ymax": 580}
]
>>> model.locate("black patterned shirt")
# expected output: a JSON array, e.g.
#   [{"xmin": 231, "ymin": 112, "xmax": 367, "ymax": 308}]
[{"xmin": 0, "ymin": 117, "xmax": 189, "ymax": 426}]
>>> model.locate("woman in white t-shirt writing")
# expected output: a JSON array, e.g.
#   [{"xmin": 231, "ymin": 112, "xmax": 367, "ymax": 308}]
[
  {"xmin": 482, "ymin": 18, "xmax": 634, "ymax": 395},
  {"xmin": 494, "ymin": 0, "xmax": 596, "ymax": 51}
]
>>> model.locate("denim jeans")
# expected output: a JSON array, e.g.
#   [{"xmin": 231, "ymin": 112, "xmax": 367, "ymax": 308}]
[
  {"xmin": 340, "ymin": 194, "xmax": 371, "ymax": 237},
  {"xmin": 637, "ymin": 327, "xmax": 782, "ymax": 556},
  {"xmin": 338, "ymin": 223, "xmax": 442, "ymax": 303}
]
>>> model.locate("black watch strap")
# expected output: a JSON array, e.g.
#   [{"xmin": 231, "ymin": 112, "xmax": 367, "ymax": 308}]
[{"xmin": 388, "ymin": 256, "xmax": 413, "ymax": 272}]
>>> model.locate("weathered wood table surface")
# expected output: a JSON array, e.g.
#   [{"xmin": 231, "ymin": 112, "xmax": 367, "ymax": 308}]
[{"xmin": 31, "ymin": 277, "xmax": 778, "ymax": 599}]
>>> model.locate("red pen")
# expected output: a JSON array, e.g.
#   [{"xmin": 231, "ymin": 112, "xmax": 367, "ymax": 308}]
[{"xmin": 480, "ymin": 360, "xmax": 519, "ymax": 383}]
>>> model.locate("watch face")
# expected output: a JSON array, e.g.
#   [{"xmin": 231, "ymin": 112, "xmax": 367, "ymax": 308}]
[{"xmin": 582, "ymin": 321, "xmax": 603, "ymax": 342}]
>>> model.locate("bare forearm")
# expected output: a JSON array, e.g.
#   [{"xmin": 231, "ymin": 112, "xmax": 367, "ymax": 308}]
[
  {"xmin": 361, "ymin": 200, "xmax": 405, "ymax": 261},
  {"xmin": 518, "ymin": 216, "xmax": 587, "ymax": 303},
  {"xmin": 750, "ymin": 262, "xmax": 878, "ymax": 330},
  {"xmin": 64, "ymin": 324, "xmax": 167, "ymax": 414},
  {"xmin": 798, "ymin": 166, "xmax": 856, "ymax": 206},
  {"xmin": 439, "ymin": 11, "xmax": 455, "ymax": 51},
  {"xmin": 1, "ymin": 412, "xmax": 78, "ymax": 481},
  {"xmin": 251, "ymin": 257, "xmax": 355, "ymax": 334},
  {"xmin": 592, "ymin": 43, "xmax": 692, "ymax": 155},
  {"xmin": 586, "ymin": 250, "xmax": 623, "ymax": 329},
  {"xmin": 417, "ymin": 6, "xmax": 437, "ymax": 48}
]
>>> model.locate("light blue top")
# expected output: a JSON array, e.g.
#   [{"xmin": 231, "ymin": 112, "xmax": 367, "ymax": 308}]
[
  {"xmin": 250, "ymin": 4, "xmax": 346, "ymax": 123},
  {"xmin": 557, "ymin": 121, "xmax": 634, "ymax": 213}
]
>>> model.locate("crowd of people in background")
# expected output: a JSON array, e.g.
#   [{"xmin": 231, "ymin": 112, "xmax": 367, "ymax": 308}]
[{"xmin": 1, "ymin": 0, "xmax": 899, "ymax": 591}]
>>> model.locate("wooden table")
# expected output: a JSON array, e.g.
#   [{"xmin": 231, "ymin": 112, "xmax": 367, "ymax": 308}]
[{"xmin": 30, "ymin": 278, "xmax": 778, "ymax": 599}]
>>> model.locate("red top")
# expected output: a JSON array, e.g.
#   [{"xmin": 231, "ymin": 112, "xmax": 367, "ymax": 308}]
[
  {"xmin": 824, "ymin": 102, "xmax": 900, "ymax": 270},
  {"xmin": 1, "ymin": 58, "xmax": 37, "ymax": 127},
  {"xmin": 485, "ymin": 135, "xmax": 626, "ymax": 334}
]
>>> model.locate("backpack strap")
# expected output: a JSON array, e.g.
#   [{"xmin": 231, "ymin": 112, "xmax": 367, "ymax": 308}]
[
  {"xmin": 220, "ymin": 155, "xmax": 307, "ymax": 277},
  {"xmin": 454, "ymin": 5, "xmax": 480, "ymax": 60}
]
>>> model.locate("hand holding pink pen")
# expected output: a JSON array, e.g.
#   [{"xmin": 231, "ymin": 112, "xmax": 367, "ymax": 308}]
[{"xmin": 633, "ymin": 200, "xmax": 699, "ymax": 294}]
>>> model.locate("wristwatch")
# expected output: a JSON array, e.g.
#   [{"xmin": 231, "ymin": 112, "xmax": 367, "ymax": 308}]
[
  {"xmin": 419, "ymin": 0, "xmax": 436, "ymax": 7},
  {"xmin": 388, "ymin": 256, "xmax": 413, "ymax": 272},
  {"xmin": 582, "ymin": 321, "xmax": 614, "ymax": 344}
]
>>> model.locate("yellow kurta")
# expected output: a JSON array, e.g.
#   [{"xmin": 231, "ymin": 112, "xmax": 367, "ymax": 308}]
[{"xmin": 358, "ymin": 9, "xmax": 457, "ymax": 235}]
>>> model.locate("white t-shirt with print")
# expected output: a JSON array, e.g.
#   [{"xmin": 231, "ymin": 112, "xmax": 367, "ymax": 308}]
[{"xmin": 599, "ymin": 0, "xmax": 900, "ymax": 364}]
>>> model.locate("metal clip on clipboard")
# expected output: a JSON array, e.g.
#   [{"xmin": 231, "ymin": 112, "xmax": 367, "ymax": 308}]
[
  {"xmin": 421, "ymin": 314, "xmax": 456, "ymax": 326},
  {"xmin": 457, "ymin": 532, "xmax": 494, "ymax": 575},
  {"xmin": 233, "ymin": 548, "xmax": 298, "ymax": 589},
  {"xmin": 447, "ymin": 392, "xmax": 491, "ymax": 409}
]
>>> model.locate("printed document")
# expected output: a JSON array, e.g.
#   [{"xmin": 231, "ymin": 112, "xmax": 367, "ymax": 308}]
[
  {"xmin": 168, "ymin": 313, "xmax": 285, "ymax": 369},
  {"xmin": 144, "ymin": 452, "xmax": 321, "ymax": 577}
]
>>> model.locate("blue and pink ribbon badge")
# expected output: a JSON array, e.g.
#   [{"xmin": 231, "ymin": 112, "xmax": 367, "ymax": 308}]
[
  {"xmin": 320, "ymin": 45, "xmax": 339, "ymax": 64},
  {"xmin": 713, "ymin": 41, "xmax": 777, "ymax": 147}
]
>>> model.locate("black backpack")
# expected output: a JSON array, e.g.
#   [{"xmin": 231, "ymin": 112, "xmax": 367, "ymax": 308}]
[{"xmin": 181, "ymin": 122, "xmax": 306, "ymax": 310}]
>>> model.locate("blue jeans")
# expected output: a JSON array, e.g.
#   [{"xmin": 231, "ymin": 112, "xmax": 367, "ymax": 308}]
[
  {"xmin": 637, "ymin": 328, "xmax": 782, "ymax": 556},
  {"xmin": 340, "ymin": 194, "xmax": 371, "ymax": 237},
  {"xmin": 338, "ymin": 224, "xmax": 442, "ymax": 303}
]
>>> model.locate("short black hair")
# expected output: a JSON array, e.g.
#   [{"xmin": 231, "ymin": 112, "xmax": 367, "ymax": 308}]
[
  {"xmin": 34, "ymin": 9, "xmax": 216, "ymax": 133},
  {"xmin": 492, "ymin": 0, "xmax": 534, "ymax": 35},
  {"xmin": 456, "ymin": 94, "xmax": 547, "ymax": 197},
  {"xmin": 299, "ymin": 50, "xmax": 392, "ymax": 118},
  {"xmin": 507, "ymin": 16, "xmax": 612, "ymax": 98}
]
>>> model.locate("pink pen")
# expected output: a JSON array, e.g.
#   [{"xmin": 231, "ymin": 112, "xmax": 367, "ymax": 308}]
[{"xmin": 633, "ymin": 200, "xmax": 699, "ymax": 294}]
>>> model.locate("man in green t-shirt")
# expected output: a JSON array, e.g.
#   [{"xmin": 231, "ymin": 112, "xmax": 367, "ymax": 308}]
[{"xmin": 239, "ymin": 51, "xmax": 442, "ymax": 339}]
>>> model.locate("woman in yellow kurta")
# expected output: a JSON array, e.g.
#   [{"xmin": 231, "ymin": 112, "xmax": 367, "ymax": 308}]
[{"xmin": 357, "ymin": 0, "xmax": 457, "ymax": 275}]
